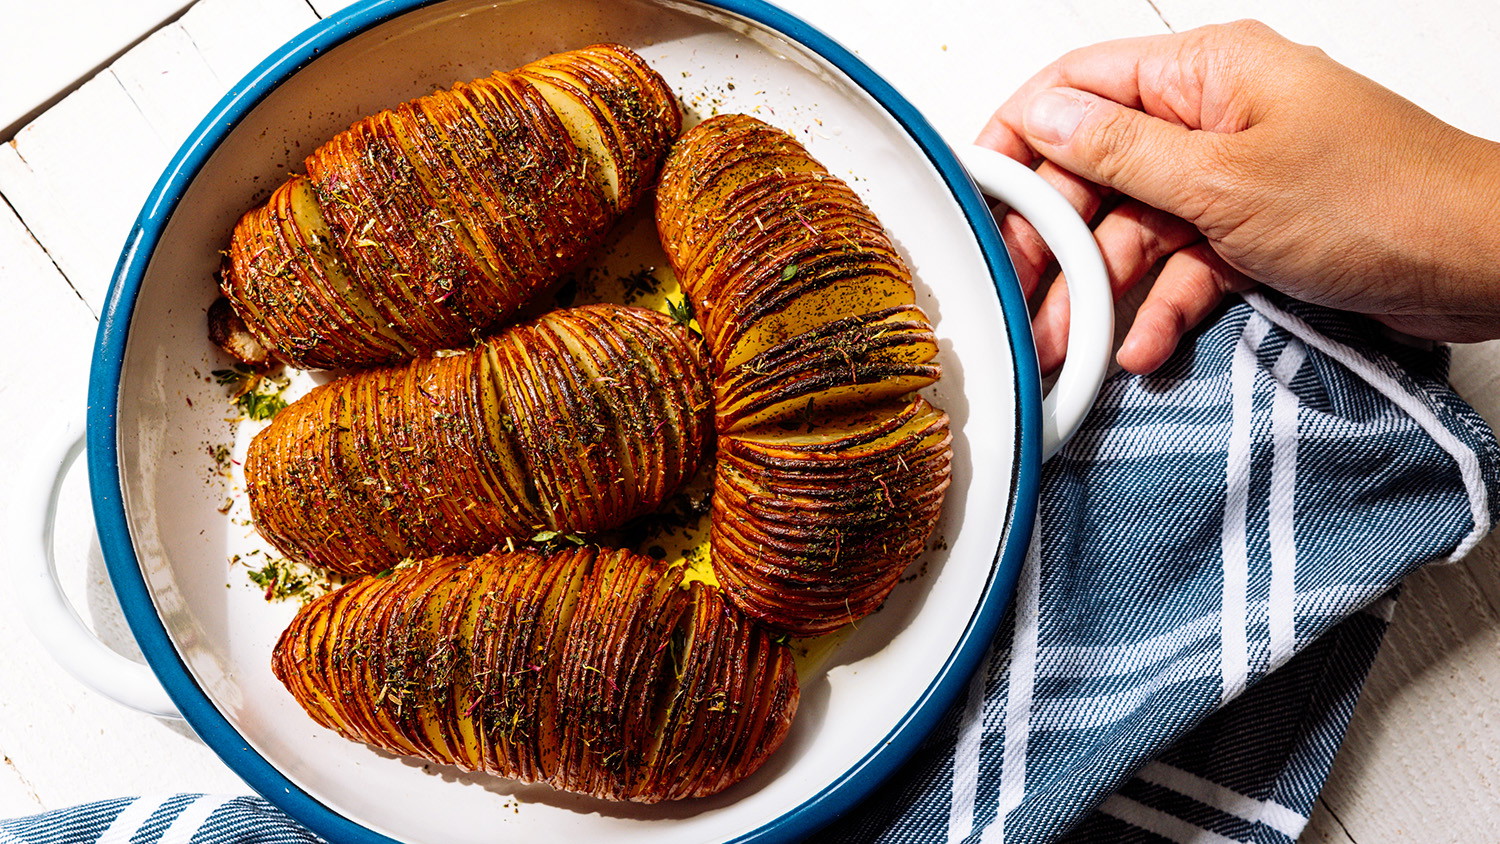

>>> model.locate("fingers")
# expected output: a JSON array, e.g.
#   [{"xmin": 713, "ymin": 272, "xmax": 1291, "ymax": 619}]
[
  {"xmin": 1030, "ymin": 200, "xmax": 1201, "ymax": 372},
  {"xmin": 1095, "ymin": 202, "xmax": 1202, "ymax": 295},
  {"xmin": 1019, "ymin": 87, "xmax": 1217, "ymax": 218},
  {"xmin": 976, "ymin": 24, "xmax": 1284, "ymax": 226},
  {"xmin": 978, "ymin": 22, "xmax": 1278, "ymax": 157},
  {"xmin": 1030, "ymin": 274, "xmax": 1071, "ymax": 375},
  {"xmin": 999, "ymin": 161, "xmax": 1109, "ymax": 296},
  {"xmin": 1116, "ymin": 242, "xmax": 1254, "ymax": 374},
  {"xmin": 976, "ymin": 30, "xmax": 1214, "ymax": 169}
]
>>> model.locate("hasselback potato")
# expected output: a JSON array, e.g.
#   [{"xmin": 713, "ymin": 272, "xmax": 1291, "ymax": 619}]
[
  {"xmin": 712, "ymin": 396, "xmax": 952, "ymax": 635},
  {"xmin": 246, "ymin": 304, "xmax": 712, "ymax": 577},
  {"xmin": 273, "ymin": 547, "xmax": 798, "ymax": 802},
  {"xmin": 656, "ymin": 113, "xmax": 939, "ymax": 432},
  {"xmin": 220, "ymin": 44, "xmax": 680, "ymax": 369},
  {"xmin": 656, "ymin": 114, "xmax": 951, "ymax": 635}
]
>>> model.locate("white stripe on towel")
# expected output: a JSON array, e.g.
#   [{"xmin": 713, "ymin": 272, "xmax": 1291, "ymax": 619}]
[
  {"xmin": 1040, "ymin": 582, "xmax": 1385, "ymax": 691},
  {"xmin": 158, "ymin": 795, "xmax": 235, "ymax": 844},
  {"xmin": 1136, "ymin": 761, "xmax": 1307, "ymax": 838},
  {"xmin": 947, "ymin": 646, "xmax": 990, "ymax": 841},
  {"xmin": 1222, "ymin": 314, "xmax": 1269, "ymax": 703},
  {"xmin": 98, "ymin": 795, "xmax": 168, "ymax": 843},
  {"xmin": 1033, "ymin": 649, "xmax": 1221, "ymax": 731},
  {"xmin": 1097, "ymin": 794, "xmax": 1242, "ymax": 844},
  {"xmin": 979, "ymin": 531, "xmax": 1043, "ymax": 843},
  {"xmin": 1041, "ymin": 613, "xmax": 1219, "ymax": 679}
]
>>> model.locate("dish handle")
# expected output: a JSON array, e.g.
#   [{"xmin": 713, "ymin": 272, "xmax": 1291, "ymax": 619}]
[
  {"xmin": 956, "ymin": 145, "xmax": 1113, "ymax": 459},
  {"xmin": 12, "ymin": 414, "xmax": 181, "ymax": 719}
]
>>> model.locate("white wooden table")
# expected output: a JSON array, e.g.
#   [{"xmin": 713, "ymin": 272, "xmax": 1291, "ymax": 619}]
[{"xmin": 1, "ymin": 1, "xmax": 1497, "ymax": 841}]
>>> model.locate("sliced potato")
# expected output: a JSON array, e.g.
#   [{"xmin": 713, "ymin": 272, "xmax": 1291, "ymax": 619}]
[
  {"xmin": 656, "ymin": 113, "xmax": 939, "ymax": 423},
  {"xmin": 246, "ymin": 304, "xmax": 712, "ymax": 577},
  {"xmin": 220, "ymin": 44, "xmax": 680, "ymax": 370},
  {"xmin": 715, "ymin": 305, "xmax": 939, "ymax": 431},
  {"xmin": 709, "ymin": 396, "xmax": 952, "ymax": 636},
  {"xmin": 272, "ymin": 548, "xmax": 799, "ymax": 802},
  {"xmin": 656, "ymin": 114, "xmax": 953, "ymax": 634}
]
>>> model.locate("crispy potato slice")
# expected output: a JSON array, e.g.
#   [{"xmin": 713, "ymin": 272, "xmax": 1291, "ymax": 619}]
[
  {"xmin": 716, "ymin": 305, "xmax": 940, "ymax": 431},
  {"xmin": 708, "ymin": 396, "xmax": 952, "ymax": 636}
]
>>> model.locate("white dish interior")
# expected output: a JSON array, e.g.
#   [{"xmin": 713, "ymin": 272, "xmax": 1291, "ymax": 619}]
[{"xmin": 113, "ymin": 0, "xmax": 1019, "ymax": 840}]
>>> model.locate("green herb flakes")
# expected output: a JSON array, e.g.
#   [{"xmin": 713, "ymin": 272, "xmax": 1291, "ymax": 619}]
[
  {"xmin": 237, "ymin": 389, "xmax": 288, "ymax": 420},
  {"xmin": 217, "ymin": 366, "xmax": 290, "ymax": 421},
  {"xmin": 243, "ymin": 554, "xmax": 329, "ymax": 603}
]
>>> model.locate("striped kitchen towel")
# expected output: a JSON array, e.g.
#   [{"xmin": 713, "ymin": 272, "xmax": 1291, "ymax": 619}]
[
  {"xmin": 0, "ymin": 795, "xmax": 316, "ymax": 844},
  {"xmin": 3, "ymin": 289, "xmax": 1496, "ymax": 843},
  {"xmin": 826, "ymin": 289, "xmax": 1500, "ymax": 843}
]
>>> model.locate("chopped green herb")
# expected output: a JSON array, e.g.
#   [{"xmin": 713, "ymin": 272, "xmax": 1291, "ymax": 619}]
[
  {"xmin": 237, "ymin": 389, "xmax": 288, "ymax": 421},
  {"xmin": 781, "ymin": 263, "xmax": 799, "ymax": 282},
  {"xmin": 211, "ymin": 365, "xmax": 255, "ymax": 387},
  {"xmin": 531, "ymin": 530, "xmax": 588, "ymax": 548},
  {"xmin": 245, "ymin": 556, "xmax": 328, "ymax": 603},
  {"xmin": 666, "ymin": 294, "xmax": 694, "ymax": 327}
]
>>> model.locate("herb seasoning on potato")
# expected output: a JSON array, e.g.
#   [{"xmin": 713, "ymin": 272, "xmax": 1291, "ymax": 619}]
[
  {"xmin": 273, "ymin": 547, "xmax": 798, "ymax": 802},
  {"xmin": 657, "ymin": 114, "xmax": 952, "ymax": 636},
  {"xmin": 245, "ymin": 304, "xmax": 712, "ymax": 577},
  {"xmin": 217, "ymin": 44, "xmax": 681, "ymax": 370}
]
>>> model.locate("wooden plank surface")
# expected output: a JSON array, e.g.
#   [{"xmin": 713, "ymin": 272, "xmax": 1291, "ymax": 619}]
[
  {"xmin": 2, "ymin": 1, "xmax": 1499, "ymax": 841},
  {"xmin": 0, "ymin": 0, "xmax": 195, "ymax": 138},
  {"xmin": 0, "ymin": 196, "xmax": 250, "ymax": 806}
]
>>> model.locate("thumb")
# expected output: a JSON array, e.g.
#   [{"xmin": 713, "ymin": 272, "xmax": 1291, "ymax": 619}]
[{"xmin": 1022, "ymin": 87, "xmax": 1215, "ymax": 218}]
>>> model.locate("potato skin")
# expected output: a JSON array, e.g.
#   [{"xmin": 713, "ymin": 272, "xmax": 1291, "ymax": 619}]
[
  {"xmin": 272, "ymin": 548, "xmax": 799, "ymax": 802},
  {"xmin": 245, "ymin": 304, "xmax": 712, "ymax": 577},
  {"xmin": 220, "ymin": 44, "xmax": 680, "ymax": 370},
  {"xmin": 656, "ymin": 115, "xmax": 953, "ymax": 635}
]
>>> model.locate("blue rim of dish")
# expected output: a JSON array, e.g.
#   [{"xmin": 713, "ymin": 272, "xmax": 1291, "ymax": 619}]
[{"xmin": 86, "ymin": 0, "xmax": 1041, "ymax": 841}]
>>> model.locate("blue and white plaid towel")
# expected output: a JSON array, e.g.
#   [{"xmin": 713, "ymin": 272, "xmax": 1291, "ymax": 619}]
[{"xmin": 7, "ymin": 290, "xmax": 1497, "ymax": 843}]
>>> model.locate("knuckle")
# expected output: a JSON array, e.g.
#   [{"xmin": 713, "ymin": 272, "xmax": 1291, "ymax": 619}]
[
  {"xmin": 1202, "ymin": 19, "xmax": 1276, "ymax": 46},
  {"xmin": 1079, "ymin": 106, "xmax": 1142, "ymax": 184},
  {"xmin": 1191, "ymin": 244, "xmax": 1233, "ymax": 296},
  {"xmin": 1226, "ymin": 19, "xmax": 1275, "ymax": 39}
]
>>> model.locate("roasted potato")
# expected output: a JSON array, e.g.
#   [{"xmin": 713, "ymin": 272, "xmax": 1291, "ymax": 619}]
[
  {"xmin": 656, "ymin": 115, "xmax": 952, "ymax": 634},
  {"xmin": 712, "ymin": 396, "xmax": 951, "ymax": 635},
  {"xmin": 219, "ymin": 44, "xmax": 680, "ymax": 370},
  {"xmin": 273, "ymin": 547, "xmax": 799, "ymax": 802},
  {"xmin": 246, "ymin": 304, "xmax": 712, "ymax": 577},
  {"xmin": 655, "ymin": 113, "xmax": 939, "ymax": 429}
]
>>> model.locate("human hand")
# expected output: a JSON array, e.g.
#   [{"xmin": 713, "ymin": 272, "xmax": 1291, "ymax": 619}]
[{"xmin": 978, "ymin": 20, "xmax": 1500, "ymax": 374}]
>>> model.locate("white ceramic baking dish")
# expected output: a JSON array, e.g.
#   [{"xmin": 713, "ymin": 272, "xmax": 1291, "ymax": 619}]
[{"xmin": 18, "ymin": 0, "xmax": 1112, "ymax": 840}]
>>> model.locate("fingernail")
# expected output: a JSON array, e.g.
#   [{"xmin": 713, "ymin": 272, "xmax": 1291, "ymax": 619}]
[{"xmin": 1026, "ymin": 90, "xmax": 1087, "ymax": 145}]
